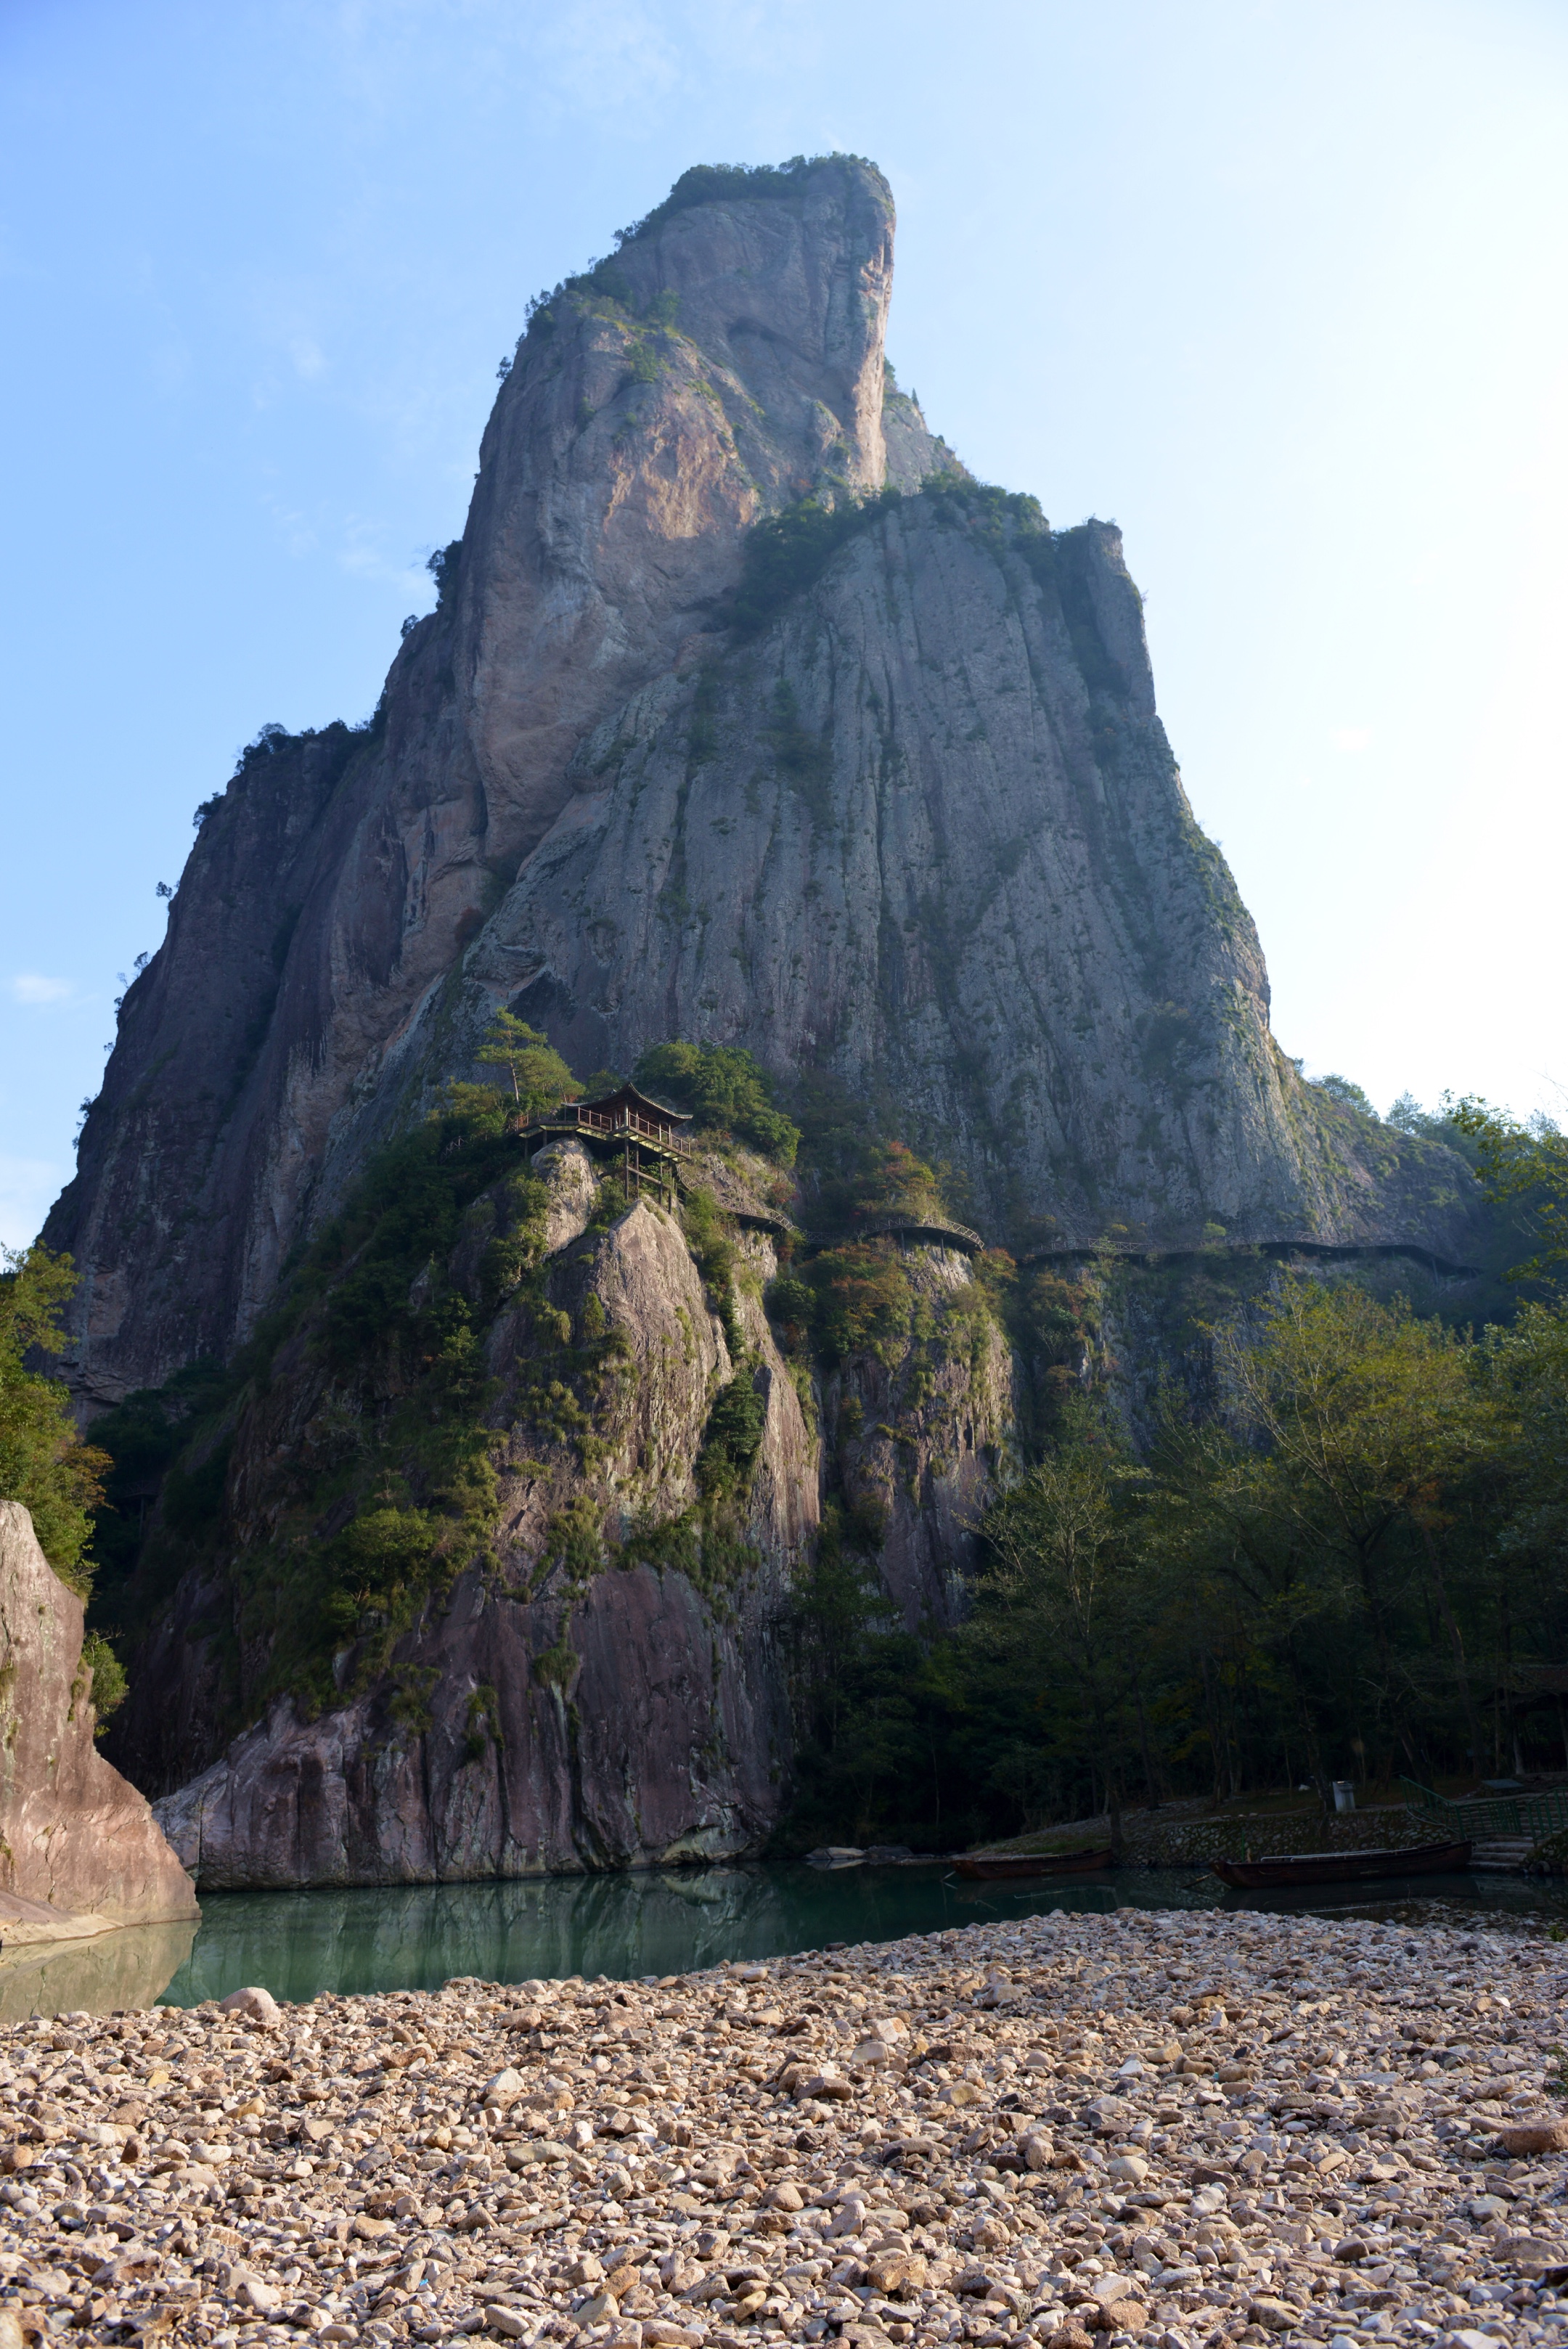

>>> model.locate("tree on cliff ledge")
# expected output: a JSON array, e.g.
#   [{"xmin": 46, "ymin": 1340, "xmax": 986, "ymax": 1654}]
[{"xmin": 0, "ymin": 1245, "xmax": 110, "ymax": 1591}]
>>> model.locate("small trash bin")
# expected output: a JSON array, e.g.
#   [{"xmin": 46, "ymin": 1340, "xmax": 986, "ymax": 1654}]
[{"xmin": 1333, "ymin": 1780, "xmax": 1356, "ymax": 1813}]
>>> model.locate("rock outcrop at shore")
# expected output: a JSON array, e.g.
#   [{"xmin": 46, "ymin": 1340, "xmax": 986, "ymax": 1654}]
[
  {"xmin": 0, "ymin": 1908, "xmax": 1561, "ymax": 2346},
  {"xmin": 0, "ymin": 1501, "xmax": 197, "ymax": 1946},
  {"xmin": 119, "ymin": 1141, "xmax": 1015, "ymax": 1887}
]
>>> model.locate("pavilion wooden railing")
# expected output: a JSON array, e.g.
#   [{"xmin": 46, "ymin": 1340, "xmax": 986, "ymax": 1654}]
[{"xmin": 518, "ymin": 1104, "xmax": 695, "ymax": 1158}]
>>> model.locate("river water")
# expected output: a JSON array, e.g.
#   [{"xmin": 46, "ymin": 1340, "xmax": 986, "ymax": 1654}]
[{"xmin": 4, "ymin": 1862, "xmax": 1564, "ymax": 2021}]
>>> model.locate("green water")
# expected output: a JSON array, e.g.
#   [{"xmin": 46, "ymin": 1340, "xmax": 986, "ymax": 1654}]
[{"xmin": 7, "ymin": 1863, "xmax": 1564, "ymax": 2019}]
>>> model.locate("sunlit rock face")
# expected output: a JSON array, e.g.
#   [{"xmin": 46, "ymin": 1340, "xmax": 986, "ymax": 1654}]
[
  {"xmin": 0, "ymin": 1500, "xmax": 197, "ymax": 1932},
  {"xmin": 40, "ymin": 157, "xmax": 1487, "ymax": 1887},
  {"xmin": 49, "ymin": 153, "xmax": 1477, "ymax": 1404},
  {"xmin": 49, "ymin": 157, "xmax": 956, "ymax": 1405}
]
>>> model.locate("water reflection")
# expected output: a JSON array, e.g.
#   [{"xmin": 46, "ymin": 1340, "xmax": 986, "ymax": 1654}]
[
  {"xmin": 0, "ymin": 1919, "xmax": 197, "ymax": 2024},
  {"xmin": 12, "ymin": 1862, "xmax": 1564, "ymax": 2018},
  {"xmin": 154, "ymin": 1862, "xmax": 1567, "ymax": 2012}
]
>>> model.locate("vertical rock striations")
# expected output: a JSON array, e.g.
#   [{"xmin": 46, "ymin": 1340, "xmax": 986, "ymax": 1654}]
[
  {"xmin": 49, "ymin": 156, "xmax": 947, "ymax": 1407},
  {"xmin": 47, "ymin": 154, "xmax": 1477, "ymax": 1404}
]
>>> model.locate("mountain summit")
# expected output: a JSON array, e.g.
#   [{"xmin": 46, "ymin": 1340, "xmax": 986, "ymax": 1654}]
[
  {"xmin": 38, "ymin": 160, "xmax": 1487, "ymax": 1884},
  {"xmin": 50, "ymin": 153, "xmax": 1473, "ymax": 1405}
]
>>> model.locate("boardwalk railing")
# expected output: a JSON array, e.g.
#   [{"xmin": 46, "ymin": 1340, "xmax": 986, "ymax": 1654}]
[
  {"xmin": 520, "ymin": 1105, "xmax": 693, "ymax": 1159},
  {"xmin": 1400, "ymin": 1775, "xmax": 1568, "ymax": 1843},
  {"xmin": 851, "ymin": 1214, "xmax": 984, "ymax": 1252}
]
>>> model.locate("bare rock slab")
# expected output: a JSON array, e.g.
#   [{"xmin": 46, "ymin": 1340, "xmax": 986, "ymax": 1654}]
[{"xmin": 0, "ymin": 1501, "xmax": 197, "ymax": 1942}]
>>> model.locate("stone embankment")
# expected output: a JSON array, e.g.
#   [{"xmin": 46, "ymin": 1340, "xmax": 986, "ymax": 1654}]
[{"xmin": 3, "ymin": 1910, "xmax": 1566, "ymax": 2349}]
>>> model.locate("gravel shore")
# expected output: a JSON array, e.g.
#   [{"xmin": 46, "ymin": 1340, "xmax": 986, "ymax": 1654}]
[{"xmin": 2, "ymin": 1908, "xmax": 1565, "ymax": 2349}]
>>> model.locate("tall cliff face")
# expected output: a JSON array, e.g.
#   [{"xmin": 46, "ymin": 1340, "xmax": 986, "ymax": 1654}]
[
  {"xmin": 46, "ymin": 152, "xmax": 1479, "ymax": 1409},
  {"xmin": 458, "ymin": 494, "xmax": 1478, "ymax": 1249},
  {"xmin": 49, "ymin": 158, "xmax": 955, "ymax": 1408},
  {"xmin": 38, "ymin": 156, "xmax": 1491, "ymax": 1883}
]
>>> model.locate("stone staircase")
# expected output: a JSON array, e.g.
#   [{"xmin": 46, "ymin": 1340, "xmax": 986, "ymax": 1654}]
[
  {"xmin": 1402, "ymin": 1776, "xmax": 1568, "ymax": 1876},
  {"xmin": 1469, "ymin": 1833, "xmax": 1538, "ymax": 1874}
]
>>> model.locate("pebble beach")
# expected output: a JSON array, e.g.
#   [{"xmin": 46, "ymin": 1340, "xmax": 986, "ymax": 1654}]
[{"xmin": 2, "ymin": 1908, "xmax": 1564, "ymax": 2349}]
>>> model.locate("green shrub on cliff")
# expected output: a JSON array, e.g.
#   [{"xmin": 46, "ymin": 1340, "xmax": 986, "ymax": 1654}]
[
  {"xmin": 86, "ymin": 1091, "xmax": 558, "ymax": 1716},
  {"xmin": 0, "ymin": 1245, "xmax": 108, "ymax": 1593},
  {"xmin": 613, "ymin": 155, "xmax": 887, "ymax": 250},
  {"xmin": 793, "ymin": 1243, "xmax": 913, "ymax": 1366},
  {"xmin": 1447, "ymin": 1095, "xmax": 1568, "ymax": 1288},
  {"xmin": 695, "ymin": 1373, "xmax": 765, "ymax": 1499},
  {"xmin": 634, "ymin": 1040, "xmax": 799, "ymax": 1165},
  {"xmin": 727, "ymin": 490, "xmax": 901, "ymax": 642},
  {"xmin": 77, "ymin": 1629, "xmax": 128, "ymax": 1732},
  {"xmin": 475, "ymin": 1011, "xmax": 577, "ymax": 1114}
]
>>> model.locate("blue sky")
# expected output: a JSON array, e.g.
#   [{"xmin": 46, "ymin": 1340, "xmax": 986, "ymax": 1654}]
[{"xmin": 3, "ymin": 0, "xmax": 1566, "ymax": 1251}]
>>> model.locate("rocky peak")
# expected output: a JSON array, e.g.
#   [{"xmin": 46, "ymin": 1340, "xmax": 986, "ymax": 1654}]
[
  {"xmin": 46, "ymin": 155, "xmax": 1480, "ymax": 1410},
  {"xmin": 446, "ymin": 152, "xmax": 905, "ymax": 869},
  {"xmin": 47, "ymin": 156, "xmax": 942, "ymax": 1403}
]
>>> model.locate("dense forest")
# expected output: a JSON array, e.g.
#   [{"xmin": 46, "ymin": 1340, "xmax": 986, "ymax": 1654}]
[{"xmin": 4, "ymin": 1043, "xmax": 1566, "ymax": 1849}]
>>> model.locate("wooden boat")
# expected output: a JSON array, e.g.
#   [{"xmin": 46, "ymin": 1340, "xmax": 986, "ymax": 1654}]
[
  {"xmin": 1211, "ymin": 1839, "xmax": 1472, "ymax": 1890},
  {"xmin": 953, "ymin": 1847, "xmax": 1115, "ymax": 1881}
]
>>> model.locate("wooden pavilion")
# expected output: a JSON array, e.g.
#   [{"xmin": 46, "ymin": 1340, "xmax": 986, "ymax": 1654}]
[{"xmin": 518, "ymin": 1082, "xmax": 693, "ymax": 1204}]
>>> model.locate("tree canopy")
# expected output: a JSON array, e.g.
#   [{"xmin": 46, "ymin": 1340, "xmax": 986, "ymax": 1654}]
[
  {"xmin": 1447, "ymin": 1095, "xmax": 1568, "ymax": 1286},
  {"xmin": 475, "ymin": 1010, "xmax": 578, "ymax": 1116},
  {"xmin": 633, "ymin": 1041, "xmax": 799, "ymax": 1164},
  {"xmin": 0, "ymin": 1246, "xmax": 110, "ymax": 1592}
]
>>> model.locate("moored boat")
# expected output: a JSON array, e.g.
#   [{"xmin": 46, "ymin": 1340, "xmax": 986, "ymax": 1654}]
[
  {"xmin": 953, "ymin": 1847, "xmax": 1115, "ymax": 1881},
  {"xmin": 1211, "ymin": 1838, "xmax": 1472, "ymax": 1890}
]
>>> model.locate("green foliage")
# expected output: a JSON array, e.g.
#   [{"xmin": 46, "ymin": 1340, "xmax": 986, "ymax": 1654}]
[
  {"xmin": 86, "ymin": 1360, "xmax": 232, "ymax": 1636},
  {"xmin": 78, "ymin": 1630, "xmax": 128, "ymax": 1734},
  {"xmin": 0, "ymin": 1246, "xmax": 109, "ymax": 1593},
  {"xmin": 320, "ymin": 1506, "xmax": 442, "ymax": 1631},
  {"xmin": 88, "ymin": 1094, "xmax": 553, "ymax": 1715},
  {"xmin": 427, "ymin": 542, "xmax": 462, "ymax": 609},
  {"xmin": 463, "ymin": 1682, "xmax": 503, "ymax": 1763},
  {"xmin": 695, "ymin": 1373, "xmax": 765, "ymax": 1499},
  {"xmin": 533, "ymin": 1639, "xmax": 579, "ymax": 1690},
  {"xmin": 1116, "ymin": 1280, "xmax": 1508, "ymax": 1800},
  {"xmin": 847, "ymin": 1140, "xmax": 947, "ymax": 1226},
  {"xmin": 970, "ymin": 1437, "xmax": 1148, "ymax": 1826},
  {"xmin": 775, "ymin": 1507, "xmax": 966, "ymax": 1851},
  {"xmin": 1314, "ymin": 1072, "xmax": 1378, "ymax": 1116},
  {"xmin": 634, "ymin": 1041, "xmax": 799, "ymax": 1165},
  {"xmin": 389, "ymin": 1665, "xmax": 440, "ymax": 1735},
  {"xmin": 537, "ymin": 1499, "xmax": 605, "ymax": 1595},
  {"xmin": 475, "ymin": 1011, "xmax": 578, "ymax": 1116},
  {"xmin": 796, "ymin": 1243, "xmax": 912, "ymax": 1367},
  {"xmin": 1479, "ymin": 1298, "xmax": 1568, "ymax": 1570},
  {"xmin": 997, "ymin": 1264, "xmax": 1093, "ymax": 1451},
  {"xmin": 789, "ymin": 1248, "xmax": 1568, "ymax": 1845},
  {"xmin": 679, "ymin": 1185, "xmax": 740, "ymax": 1356},
  {"xmin": 1447, "ymin": 1095, "xmax": 1568, "ymax": 1286},
  {"xmin": 727, "ymin": 489, "xmax": 902, "ymax": 641}
]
